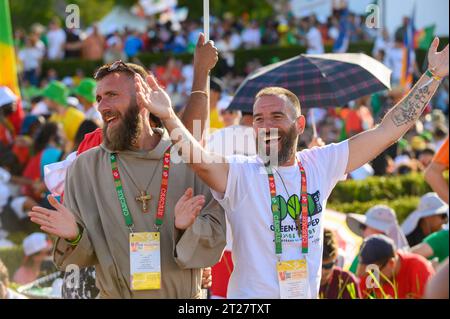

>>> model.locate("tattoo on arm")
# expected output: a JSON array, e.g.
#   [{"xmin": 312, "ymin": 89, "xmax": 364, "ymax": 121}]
[{"xmin": 391, "ymin": 85, "xmax": 431, "ymax": 127}]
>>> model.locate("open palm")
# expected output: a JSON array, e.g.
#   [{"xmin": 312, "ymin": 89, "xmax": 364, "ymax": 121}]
[
  {"xmin": 135, "ymin": 73, "xmax": 173, "ymax": 120},
  {"xmin": 29, "ymin": 195, "xmax": 79, "ymax": 240},
  {"xmin": 174, "ymin": 188, "xmax": 206, "ymax": 230},
  {"xmin": 428, "ymin": 37, "xmax": 449, "ymax": 78}
]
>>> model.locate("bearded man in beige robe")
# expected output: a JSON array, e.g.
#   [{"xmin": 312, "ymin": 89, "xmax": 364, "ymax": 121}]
[{"xmin": 29, "ymin": 35, "xmax": 226, "ymax": 299}]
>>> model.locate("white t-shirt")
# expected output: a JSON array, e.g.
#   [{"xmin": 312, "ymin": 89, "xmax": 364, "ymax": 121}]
[
  {"xmin": 211, "ymin": 141, "xmax": 349, "ymax": 298},
  {"xmin": 47, "ymin": 29, "xmax": 66, "ymax": 60},
  {"xmin": 306, "ymin": 27, "xmax": 324, "ymax": 54},
  {"xmin": 241, "ymin": 27, "xmax": 261, "ymax": 47},
  {"xmin": 18, "ymin": 46, "xmax": 43, "ymax": 71}
]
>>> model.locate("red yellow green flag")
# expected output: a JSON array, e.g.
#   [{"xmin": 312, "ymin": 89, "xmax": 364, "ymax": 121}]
[
  {"xmin": 415, "ymin": 25, "xmax": 436, "ymax": 50},
  {"xmin": 0, "ymin": 0, "xmax": 20, "ymax": 96}
]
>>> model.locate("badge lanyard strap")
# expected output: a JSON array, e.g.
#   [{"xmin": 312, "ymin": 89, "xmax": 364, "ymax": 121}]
[
  {"xmin": 266, "ymin": 159, "xmax": 308, "ymax": 258},
  {"xmin": 110, "ymin": 146, "xmax": 172, "ymax": 233}
]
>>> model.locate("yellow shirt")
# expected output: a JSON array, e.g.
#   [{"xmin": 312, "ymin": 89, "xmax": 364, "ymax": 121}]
[
  {"xmin": 50, "ymin": 107, "xmax": 85, "ymax": 142},
  {"xmin": 209, "ymin": 108, "xmax": 224, "ymax": 130}
]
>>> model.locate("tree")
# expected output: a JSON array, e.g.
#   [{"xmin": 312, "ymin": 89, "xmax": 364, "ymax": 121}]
[
  {"xmin": 178, "ymin": 0, "xmax": 273, "ymax": 21},
  {"xmin": 10, "ymin": 0, "xmax": 56, "ymax": 30}
]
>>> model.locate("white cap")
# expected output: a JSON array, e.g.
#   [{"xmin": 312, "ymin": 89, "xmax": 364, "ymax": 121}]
[
  {"xmin": 0, "ymin": 86, "xmax": 17, "ymax": 108},
  {"xmin": 23, "ymin": 232, "xmax": 52, "ymax": 256}
]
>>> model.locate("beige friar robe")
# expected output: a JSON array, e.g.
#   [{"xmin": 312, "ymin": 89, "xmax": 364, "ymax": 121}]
[{"xmin": 53, "ymin": 129, "xmax": 226, "ymax": 299}]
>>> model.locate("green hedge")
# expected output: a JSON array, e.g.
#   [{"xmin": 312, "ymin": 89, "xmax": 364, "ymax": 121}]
[
  {"xmin": 0, "ymin": 246, "xmax": 24, "ymax": 281},
  {"xmin": 328, "ymin": 196, "xmax": 420, "ymax": 224},
  {"xmin": 329, "ymin": 173, "xmax": 435, "ymax": 204},
  {"xmin": 41, "ymin": 39, "xmax": 449, "ymax": 79}
]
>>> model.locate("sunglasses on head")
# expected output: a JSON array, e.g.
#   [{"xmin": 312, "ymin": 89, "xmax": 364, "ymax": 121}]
[{"xmin": 94, "ymin": 60, "xmax": 137, "ymax": 79}]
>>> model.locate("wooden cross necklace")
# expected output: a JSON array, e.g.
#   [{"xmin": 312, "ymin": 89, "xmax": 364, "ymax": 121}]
[{"xmin": 117, "ymin": 157, "xmax": 160, "ymax": 213}]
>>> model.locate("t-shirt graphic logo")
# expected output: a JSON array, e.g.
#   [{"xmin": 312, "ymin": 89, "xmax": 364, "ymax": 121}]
[{"xmin": 277, "ymin": 190, "xmax": 322, "ymax": 221}]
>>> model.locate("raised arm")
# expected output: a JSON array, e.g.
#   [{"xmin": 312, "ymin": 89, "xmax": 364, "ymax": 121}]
[
  {"xmin": 135, "ymin": 74, "xmax": 229, "ymax": 194},
  {"xmin": 346, "ymin": 38, "xmax": 449, "ymax": 174},
  {"xmin": 180, "ymin": 33, "xmax": 218, "ymax": 140}
]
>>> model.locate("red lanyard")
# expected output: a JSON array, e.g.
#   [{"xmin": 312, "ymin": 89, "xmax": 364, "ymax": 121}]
[
  {"xmin": 266, "ymin": 159, "xmax": 308, "ymax": 255},
  {"xmin": 110, "ymin": 146, "xmax": 172, "ymax": 232}
]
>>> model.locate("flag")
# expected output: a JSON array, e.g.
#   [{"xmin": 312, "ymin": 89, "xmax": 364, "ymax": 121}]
[
  {"xmin": 400, "ymin": 5, "xmax": 415, "ymax": 89},
  {"xmin": 333, "ymin": 8, "xmax": 350, "ymax": 53},
  {"xmin": 0, "ymin": 0, "xmax": 19, "ymax": 95},
  {"xmin": 138, "ymin": 0, "xmax": 177, "ymax": 16},
  {"xmin": 0, "ymin": 0, "xmax": 24, "ymax": 134},
  {"xmin": 415, "ymin": 25, "xmax": 435, "ymax": 50}
]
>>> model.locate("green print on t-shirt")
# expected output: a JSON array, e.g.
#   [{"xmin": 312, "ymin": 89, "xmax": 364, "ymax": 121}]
[{"xmin": 277, "ymin": 191, "xmax": 322, "ymax": 221}]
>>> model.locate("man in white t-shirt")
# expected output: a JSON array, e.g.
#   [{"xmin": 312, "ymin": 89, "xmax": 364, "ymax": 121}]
[
  {"xmin": 300, "ymin": 18, "xmax": 324, "ymax": 55},
  {"xmin": 110, "ymin": 38, "xmax": 450, "ymax": 298},
  {"xmin": 46, "ymin": 19, "xmax": 66, "ymax": 60}
]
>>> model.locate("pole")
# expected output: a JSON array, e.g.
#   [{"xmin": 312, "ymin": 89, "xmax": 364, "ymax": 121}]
[
  {"xmin": 203, "ymin": 0, "xmax": 211, "ymax": 136},
  {"xmin": 311, "ymin": 108, "xmax": 318, "ymax": 138}
]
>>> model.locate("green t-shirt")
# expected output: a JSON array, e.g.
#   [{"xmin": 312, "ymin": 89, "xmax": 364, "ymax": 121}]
[{"xmin": 423, "ymin": 229, "xmax": 449, "ymax": 263}]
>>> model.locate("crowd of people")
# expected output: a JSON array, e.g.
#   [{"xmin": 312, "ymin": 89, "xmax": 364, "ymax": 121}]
[{"xmin": 0, "ymin": 3, "xmax": 449, "ymax": 300}]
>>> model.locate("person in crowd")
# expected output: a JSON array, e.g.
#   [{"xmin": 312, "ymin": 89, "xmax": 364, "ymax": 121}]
[
  {"xmin": 46, "ymin": 18, "xmax": 66, "ymax": 60},
  {"xmin": 81, "ymin": 25, "xmax": 106, "ymax": 61},
  {"xmin": 13, "ymin": 232, "xmax": 54, "ymax": 285},
  {"xmin": 401, "ymin": 192, "xmax": 449, "ymax": 247},
  {"xmin": 411, "ymin": 227, "xmax": 448, "ymax": 265},
  {"xmin": 346, "ymin": 205, "xmax": 409, "ymax": 274},
  {"xmin": 42, "ymin": 81, "xmax": 85, "ymax": 149},
  {"xmin": 22, "ymin": 122, "xmax": 65, "ymax": 204},
  {"xmin": 320, "ymin": 228, "xmax": 361, "ymax": 299},
  {"xmin": 0, "ymin": 258, "xmax": 28, "ymax": 299},
  {"xmin": 425, "ymin": 136, "xmax": 448, "ymax": 203},
  {"xmin": 73, "ymin": 78, "xmax": 102, "ymax": 125},
  {"xmin": 358, "ymin": 234, "xmax": 435, "ymax": 299},
  {"xmin": 128, "ymin": 38, "xmax": 448, "ymax": 298},
  {"xmin": 424, "ymin": 258, "xmax": 449, "ymax": 299}
]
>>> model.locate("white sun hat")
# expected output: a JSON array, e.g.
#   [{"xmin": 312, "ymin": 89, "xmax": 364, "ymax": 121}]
[{"xmin": 401, "ymin": 193, "xmax": 449, "ymax": 236}]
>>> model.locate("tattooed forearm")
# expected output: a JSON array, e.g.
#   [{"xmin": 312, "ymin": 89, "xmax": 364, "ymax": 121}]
[{"xmin": 391, "ymin": 84, "xmax": 432, "ymax": 127}]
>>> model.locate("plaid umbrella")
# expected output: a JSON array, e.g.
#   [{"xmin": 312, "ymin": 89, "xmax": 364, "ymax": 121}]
[{"xmin": 228, "ymin": 53, "xmax": 391, "ymax": 113}]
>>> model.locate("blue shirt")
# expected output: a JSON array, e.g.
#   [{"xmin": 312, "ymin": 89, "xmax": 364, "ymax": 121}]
[{"xmin": 124, "ymin": 36, "xmax": 143, "ymax": 57}]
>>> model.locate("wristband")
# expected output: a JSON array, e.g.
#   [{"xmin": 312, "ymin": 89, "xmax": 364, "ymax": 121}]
[
  {"xmin": 425, "ymin": 69, "xmax": 442, "ymax": 82},
  {"xmin": 65, "ymin": 225, "xmax": 83, "ymax": 246}
]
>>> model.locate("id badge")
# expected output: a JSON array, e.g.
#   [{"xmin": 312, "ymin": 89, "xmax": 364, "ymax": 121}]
[
  {"xmin": 277, "ymin": 259, "xmax": 309, "ymax": 299},
  {"xmin": 129, "ymin": 232, "xmax": 161, "ymax": 290}
]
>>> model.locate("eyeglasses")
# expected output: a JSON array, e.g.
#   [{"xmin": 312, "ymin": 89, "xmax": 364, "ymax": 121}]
[
  {"xmin": 322, "ymin": 261, "xmax": 335, "ymax": 270},
  {"xmin": 359, "ymin": 224, "xmax": 367, "ymax": 231}
]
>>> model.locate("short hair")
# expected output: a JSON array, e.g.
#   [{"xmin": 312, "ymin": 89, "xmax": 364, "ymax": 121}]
[
  {"xmin": 420, "ymin": 147, "xmax": 436, "ymax": 157},
  {"xmin": 0, "ymin": 258, "xmax": 9, "ymax": 287},
  {"xmin": 322, "ymin": 229, "xmax": 338, "ymax": 260},
  {"xmin": 255, "ymin": 87, "xmax": 301, "ymax": 117},
  {"xmin": 93, "ymin": 62, "xmax": 149, "ymax": 81}
]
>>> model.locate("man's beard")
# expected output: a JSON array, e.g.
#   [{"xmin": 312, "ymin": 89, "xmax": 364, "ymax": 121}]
[
  {"xmin": 257, "ymin": 124, "xmax": 298, "ymax": 166},
  {"xmin": 103, "ymin": 102, "xmax": 141, "ymax": 151}
]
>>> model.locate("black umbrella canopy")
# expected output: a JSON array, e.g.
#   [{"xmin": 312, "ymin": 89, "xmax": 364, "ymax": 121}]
[{"xmin": 228, "ymin": 53, "xmax": 391, "ymax": 113}]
